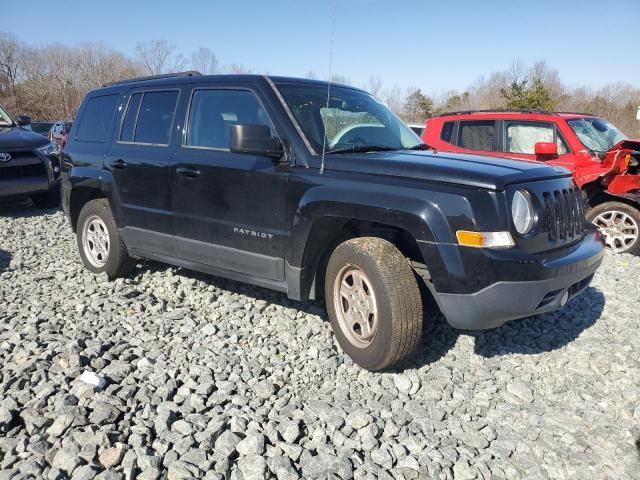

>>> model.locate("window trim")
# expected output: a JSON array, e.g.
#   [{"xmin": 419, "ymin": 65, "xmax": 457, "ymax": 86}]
[
  {"xmin": 117, "ymin": 87, "xmax": 181, "ymax": 148},
  {"xmin": 74, "ymin": 93, "xmax": 120, "ymax": 143},
  {"xmin": 181, "ymin": 86, "xmax": 279, "ymax": 153},
  {"xmin": 501, "ymin": 119, "xmax": 572, "ymax": 155}
]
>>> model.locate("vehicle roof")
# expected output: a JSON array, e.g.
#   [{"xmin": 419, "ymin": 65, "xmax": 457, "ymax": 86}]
[
  {"xmin": 432, "ymin": 110, "xmax": 598, "ymax": 121},
  {"xmin": 92, "ymin": 73, "xmax": 364, "ymax": 96}
]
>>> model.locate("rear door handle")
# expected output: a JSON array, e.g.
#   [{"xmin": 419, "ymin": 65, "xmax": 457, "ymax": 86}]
[
  {"xmin": 108, "ymin": 159, "xmax": 127, "ymax": 170},
  {"xmin": 176, "ymin": 167, "xmax": 201, "ymax": 178}
]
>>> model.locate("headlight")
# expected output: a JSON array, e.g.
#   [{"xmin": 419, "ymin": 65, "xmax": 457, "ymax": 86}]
[
  {"xmin": 36, "ymin": 142, "xmax": 60, "ymax": 156},
  {"xmin": 512, "ymin": 190, "xmax": 536, "ymax": 235}
]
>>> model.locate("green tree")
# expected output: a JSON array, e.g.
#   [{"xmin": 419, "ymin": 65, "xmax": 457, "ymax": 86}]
[
  {"xmin": 500, "ymin": 77, "xmax": 556, "ymax": 110},
  {"xmin": 403, "ymin": 87, "xmax": 434, "ymax": 122}
]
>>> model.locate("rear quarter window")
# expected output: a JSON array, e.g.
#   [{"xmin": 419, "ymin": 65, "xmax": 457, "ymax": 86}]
[
  {"xmin": 458, "ymin": 120, "xmax": 496, "ymax": 151},
  {"xmin": 75, "ymin": 94, "xmax": 119, "ymax": 143},
  {"xmin": 441, "ymin": 121, "xmax": 454, "ymax": 143}
]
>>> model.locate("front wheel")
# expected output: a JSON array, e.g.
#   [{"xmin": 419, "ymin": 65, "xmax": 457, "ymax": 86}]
[
  {"xmin": 586, "ymin": 201, "xmax": 640, "ymax": 255},
  {"xmin": 325, "ymin": 237, "xmax": 423, "ymax": 371},
  {"xmin": 77, "ymin": 199, "xmax": 136, "ymax": 278}
]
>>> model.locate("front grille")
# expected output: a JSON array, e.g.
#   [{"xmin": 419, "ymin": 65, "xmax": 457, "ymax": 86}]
[
  {"xmin": 0, "ymin": 151, "xmax": 47, "ymax": 180},
  {"xmin": 542, "ymin": 187, "xmax": 585, "ymax": 242},
  {"xmin": 0, "ymin": 162, "xmax": 46, "ymax": 180}
]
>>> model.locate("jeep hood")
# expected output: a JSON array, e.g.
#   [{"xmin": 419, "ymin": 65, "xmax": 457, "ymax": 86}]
[
  {"xmin": 0, "ymin": 126, "xmax": 50, "ymax": 149},
  {"xmin": 325, "ymin": 150, "xmax": 571, "ymax": 190}
]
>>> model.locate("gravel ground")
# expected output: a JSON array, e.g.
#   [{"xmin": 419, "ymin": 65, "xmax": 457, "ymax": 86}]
[{"xmin": 0, "ymin": 203, "xmax": 639, "ymax": 480}]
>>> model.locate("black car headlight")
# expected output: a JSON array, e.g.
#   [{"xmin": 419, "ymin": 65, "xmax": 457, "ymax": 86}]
[
  {"xmin": 36, "ymin": 142, "xmax": 60, "ymax": 156},
  {"xmin": 512, "ymin": 190, "xmax": 536, "ymax": 235}
]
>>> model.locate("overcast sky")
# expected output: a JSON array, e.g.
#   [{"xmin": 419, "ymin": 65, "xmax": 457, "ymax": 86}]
[{"xmin": 4, "ymin": 0, "xmax": 639, "ymax": 94}]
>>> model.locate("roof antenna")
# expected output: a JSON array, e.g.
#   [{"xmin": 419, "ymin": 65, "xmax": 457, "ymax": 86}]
[{"xmin": 319, "ymin": 0, "xmax": 337, "ymax": 175}]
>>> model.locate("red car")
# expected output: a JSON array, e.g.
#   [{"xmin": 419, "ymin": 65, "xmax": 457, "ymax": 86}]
[{"xmin": 422, "ymin": 110, "xmax": 640, "ymax": 254}]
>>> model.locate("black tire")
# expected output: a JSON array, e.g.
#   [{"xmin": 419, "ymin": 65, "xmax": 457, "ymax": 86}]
[
  {"xmin": 76, "ymin": 199, "xmax": 136, "ymax": 278},
  {"xmin": 586, "ymin": 201, "xmax": 640, "ymax": 255},
  {"xmin": 325, "ymin": 237, "xmax": 423, "ymax": 371},
  {"xmin": 31, "ymin": 189, "xmax": 60, "ymax": 209}
]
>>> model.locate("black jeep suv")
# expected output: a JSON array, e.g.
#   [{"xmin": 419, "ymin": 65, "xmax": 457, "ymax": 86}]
[
  {"xmin": 62, "ymin": 73, "xmax": 604, "ymax": 370},
  {"xmin": 0, "ymin": 104, "xmax": 62, "ymax": 208}
]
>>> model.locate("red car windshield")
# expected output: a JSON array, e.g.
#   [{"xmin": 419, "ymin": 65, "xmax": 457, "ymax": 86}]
[{"xmin": 568, "ymin": 117, "xmax": 627, "ymax": 153}]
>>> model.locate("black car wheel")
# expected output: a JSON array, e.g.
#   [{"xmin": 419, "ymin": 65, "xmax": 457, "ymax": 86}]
[
  {"xmin": 325, "ymin": 237, "xmax": 423, "ymax": 371},
  {"xmin": 77, "ymin": 199, "xmax": 136, "ymax": 278}
]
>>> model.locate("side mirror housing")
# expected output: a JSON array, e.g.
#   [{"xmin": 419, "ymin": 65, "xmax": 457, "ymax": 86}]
[
  {"xmin": 534, "ymin": 141, "xmax": 558, "ymax": 157},
  {"xmin": 230, "ymin": 124, "xmax": 284, "ymax": 160},
  {"xmin": 16, "ymin": 115, "xmax": 32, "ymax": 127}
]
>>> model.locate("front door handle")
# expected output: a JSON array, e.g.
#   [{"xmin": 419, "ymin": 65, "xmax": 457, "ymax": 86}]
[
  {"xmin": 108, "ymin": 159, "xmax": 127, "ymax": 170},
  {"xmin": 176, "ymin": 167, "xmax": 201, "ymax": 178}
]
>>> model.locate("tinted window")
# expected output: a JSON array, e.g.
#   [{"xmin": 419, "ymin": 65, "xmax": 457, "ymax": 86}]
[
  {"xmin": 505, "ymin": 121, "xmax": 568, "ymax": 155},
  {"xmin": 119, "ymin": 93, "xmax": 143, "ymax": 142},
  {"xmin": 441, "ymin": 121, "xmax": 454, "ymax": 142},
  {"xmin": 128, "ymin": 91, "xmax": 179, "ymax": 145},
  {"xmin": 75, "ymin": 94, "xmax": 119, "ymax": 142},
  {"xmin": 458, "ymin": 120, "xmax": 495, "ymax": 151},
  {"xmin": 186, "ymin": 89, "xmax": 274, "ymax": 149}
]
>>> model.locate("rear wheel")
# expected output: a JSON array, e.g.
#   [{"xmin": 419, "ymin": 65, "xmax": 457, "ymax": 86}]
[
  {"xmin": 325, "ymin": 237, "xmax": 423, "ymax": 371},
  {"xmin": 77, "ymin": 199, "xmax": 136, "ymax": 278},
  {"xmin": 586, "ymin": 201, "xmax": 640, "ymax": 255}
]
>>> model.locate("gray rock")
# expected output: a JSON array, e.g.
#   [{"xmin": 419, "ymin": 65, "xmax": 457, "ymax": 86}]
[
  {"xmin": 278, "ymin": 420, "xmax": 301, "ymax": 444},
  {"xmin": 52, "ymin": 446, "xmax": 81, "ymax": 474},
  {"xmin": 236, "ymin": 432, "xmax": 266, "ymax": 456},
  {"xmin": 214, "ymin": 431, "xmax": 241, "ymax": 458},
  {"xmin": 507, "ymin": 381, "xmax": 534, "ymax": 403},
  {"xmin": 238, "ymin": 454, "xmax": 268, "ymax": 480}
]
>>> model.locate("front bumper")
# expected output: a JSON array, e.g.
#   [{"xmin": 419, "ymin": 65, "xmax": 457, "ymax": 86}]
[
  {"xmin": 432, "ymin": 231, "xmax": 604, "ymax": 330},
  {"xmin": 0, "ymin": 176, "xmax": 52, "ymax": 200}
]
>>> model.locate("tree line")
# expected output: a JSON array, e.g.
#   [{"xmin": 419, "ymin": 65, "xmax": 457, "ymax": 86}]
[{"xmin": 1, "ymin": 33, "xmax": 638, "ymax": 136}]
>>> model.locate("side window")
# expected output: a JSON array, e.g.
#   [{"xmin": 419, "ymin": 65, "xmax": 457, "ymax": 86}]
[
  {"xmin": 75, "ymin": 94, "xmax": 119, "ymax": 142},
  {"xmin": 505, "ymin": 121, "xmax": 568, "ymax": 155},
  {"xmin": 440, "ymin": 121, "xmax": 454, "ymax": 143},
  {"xmin": 185, "ymin": 89, "xmax": 274, "ymax": 149},
  {"xmin": 118, "ymin": 90, "xmax": 179, "ymax": 145},
  {"xmin": 458, "ymin": 120, "xmax": 496, "ymax": 151},
  {"xmin": 119, "ymin": 93, "xmax": 143, "ymax": 142}
]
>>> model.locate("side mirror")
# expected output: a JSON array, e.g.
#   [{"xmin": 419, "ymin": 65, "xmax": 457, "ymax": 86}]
[
  {"xmin": 230, "ymin": 124, "xmax": 284, "ymax": 160},
  {"xmin": 16, "ymin": 115, "xmax": 32, "ymax": 126},
  {"xmin": 534, "ymin": 141, "xmax": 558, "ymax": 158}
]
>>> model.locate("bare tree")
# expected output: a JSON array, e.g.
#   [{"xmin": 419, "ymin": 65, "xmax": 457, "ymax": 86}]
[
  {"xmin": 364, "ymin": 75, "xmax": 384, "ymax": 97},
  {"xmin": 134, "ymin": 39, "xmax": 186, "ymax": 75},
  {"xmin": 0, "ymin": 32, "xmax": 23, "ymax": 111},
  {"xmin": 228, "ymin": 63, "xmax": 253, "ymax": 74},
  {"xmin": 190, "ymin": 47, "xmax": 218, "ymax": 74}
]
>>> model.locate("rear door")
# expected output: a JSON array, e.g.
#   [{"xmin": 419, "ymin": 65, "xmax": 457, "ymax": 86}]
[
  {"xmin": 170, "ymin": 83, "xmax": 289, "ymax": 281},
  {"xmin": 106, "ymin": 87, "xmax": 184, "ymax": 255}
]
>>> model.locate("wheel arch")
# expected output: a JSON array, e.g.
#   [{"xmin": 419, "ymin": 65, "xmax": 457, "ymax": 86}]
[{"xmin": 285, "ymin": 190, "xmax": 448, "ymax": 301}]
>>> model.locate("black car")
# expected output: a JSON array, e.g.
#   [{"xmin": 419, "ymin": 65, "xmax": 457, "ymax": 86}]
[
  {"xmin": 61, "ymin": 73, "xmax": 604, "ymax": 370},
  {"xmin": 0, "ymin": 105, "xmax": 62, "ymax": 208}
]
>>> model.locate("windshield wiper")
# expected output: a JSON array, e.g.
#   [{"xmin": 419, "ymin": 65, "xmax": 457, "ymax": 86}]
[
  {"xmin": 407, "ymin": 143, "xmax": 431, "ymax": 150},
  {"xmin": 327, "ymin": 145, "xmax": 398, "ymax": 154}
]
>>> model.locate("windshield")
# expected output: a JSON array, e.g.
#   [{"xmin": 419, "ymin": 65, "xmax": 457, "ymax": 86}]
[
  {"xmin": 275, "ymin": 83, "xmax": 422, "ymax": 153},
  {"xmin": 0, "ymin": 105, "xmax": 13, "ymax": 126},
  {"xmin": 31, "ymin": 122, "xmax": 54, "ymax": 135},
  {"xmin": 568, "ymin": 117, "xmax": 627, "ymax": 153}
]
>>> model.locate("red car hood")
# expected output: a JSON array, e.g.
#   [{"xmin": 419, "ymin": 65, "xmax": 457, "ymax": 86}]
[{"xmin": 607, "ymin": 139, "xmax": 640, "ymax": 153}]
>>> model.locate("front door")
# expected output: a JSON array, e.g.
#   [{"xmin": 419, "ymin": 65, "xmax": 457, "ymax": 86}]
[
  {"xmin": 170, "ymin": 85, "xmax": 289, "ymax": 281},
  {"xmin": 106, "ymin": 88, "xmax": 182, "ymax": 255}
]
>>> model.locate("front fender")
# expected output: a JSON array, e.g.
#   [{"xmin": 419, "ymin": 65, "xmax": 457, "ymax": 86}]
[{"xmin": 285, "ymin": 183, "xmax": 487, "ymax": 301}]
